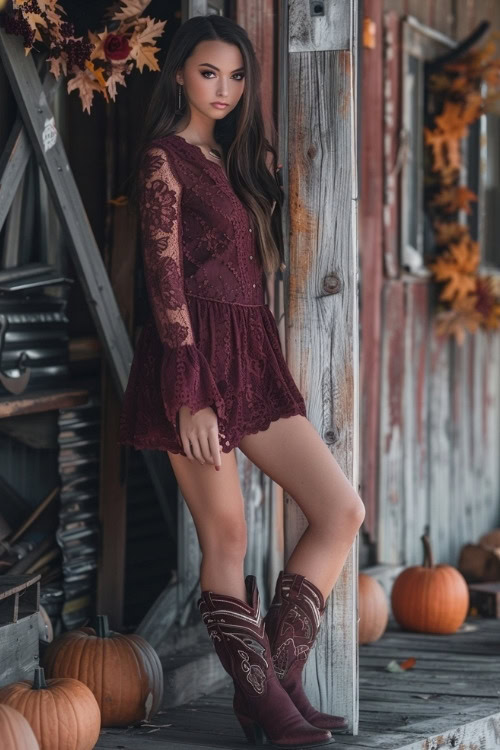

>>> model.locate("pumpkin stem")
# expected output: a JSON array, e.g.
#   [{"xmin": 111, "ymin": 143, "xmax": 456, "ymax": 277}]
[
  {"xmin": 95, "ymin": 614, "xmax": 111, "ymax": 638},
  {"xmin": 421, "ymin": 534, "xmax": 434, "ymax": 568},
  {"xmin": 32, "ymin": 666, "xmax": 48, "ymax": 690}
]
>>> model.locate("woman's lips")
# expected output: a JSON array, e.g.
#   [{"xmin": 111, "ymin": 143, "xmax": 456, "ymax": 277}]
[{"xmin": 211, "ymin": 102, "xmax": 228, "ymax": 109}]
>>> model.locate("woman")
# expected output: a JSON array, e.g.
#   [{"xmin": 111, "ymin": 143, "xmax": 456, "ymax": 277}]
[{"xmin": 119, "ymin": 14, "xmax": 365, "ymax": 749}]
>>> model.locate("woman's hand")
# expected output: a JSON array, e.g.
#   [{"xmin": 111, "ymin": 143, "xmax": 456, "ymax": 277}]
[{"xmin": 178, "ymin": 405, "xmax": 222, "ymax": 470}]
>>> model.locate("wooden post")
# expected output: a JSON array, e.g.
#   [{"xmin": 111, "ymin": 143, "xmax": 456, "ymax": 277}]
[{"xmin": 283, "ymin": 0, "xmax": 360, "ymax": 732}]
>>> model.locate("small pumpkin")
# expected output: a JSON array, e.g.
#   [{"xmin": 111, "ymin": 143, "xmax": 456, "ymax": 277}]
[
  {"xmin": 0, "ymin": 704, "xmax": 40, "ymax": 750},
  {"xmin": 358, "ymin": 573, "xmax": 389, "ymax": 644},
  {"xmin": 0, "ymin": 667, "xmax": 100, "ymax": 750},
  {"xmin": 391, "ymin": 534, "xmax": 469, "ymax": 634},
  {"xmin": 42, "ymin": 614, "xmax": 163, "ymax": 726}
]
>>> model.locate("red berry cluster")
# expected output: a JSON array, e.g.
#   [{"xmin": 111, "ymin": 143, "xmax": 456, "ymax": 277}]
[
  {"xmin": 62, "ymin": 35, "xmax": 94, "ymax": 70},
  {"xmin": 60, "ymin": 20, "xmax": 76, "ymax": 37},
  {"xmin": 1, "ymin": 9, "xmax": 35, "ymax": 49},
  {"xmin": 0, "ymin": 1, "xmax": 96, "ymax": 72}
]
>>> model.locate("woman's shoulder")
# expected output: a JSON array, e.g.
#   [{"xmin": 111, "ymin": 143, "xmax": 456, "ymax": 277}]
[
  {"xmin": 140, "ymin": 134, "xmax": 196, "ymax": 187},
  {"xmin": 143, "ymin": 133, "xmax": 180, "ymax": 157},
  {"xmin": 146, "ymin": 133, "xmax": 194, "ymax": 157}
]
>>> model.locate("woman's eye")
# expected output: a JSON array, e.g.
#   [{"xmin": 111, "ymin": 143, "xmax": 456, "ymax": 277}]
[{"xmin": 201, "ymin": 71, "xmax": 245, "ymax": 80}]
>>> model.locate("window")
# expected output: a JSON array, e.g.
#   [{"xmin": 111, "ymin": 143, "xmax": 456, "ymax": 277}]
[{"xmin": 400, "ymin": 17, "xmax": 456, "ymax": 274}]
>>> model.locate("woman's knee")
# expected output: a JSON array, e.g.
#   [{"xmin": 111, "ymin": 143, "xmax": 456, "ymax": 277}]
[
  {"xmin": 317, "ymin": 491, "xmax": 366, "ymax": 535},
  {"xmin": 200, "ymin": 515, "xmax": 248, "ymax": 559}
]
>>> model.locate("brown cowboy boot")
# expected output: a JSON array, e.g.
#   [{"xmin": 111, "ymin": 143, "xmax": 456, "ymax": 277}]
[
  {"xmin": 198, "ymin": 574, "xmax": 335, "ymax": 748},
  {"xmin": 264, "ymin": 571, "xmax": 349, "ymax": 733}
]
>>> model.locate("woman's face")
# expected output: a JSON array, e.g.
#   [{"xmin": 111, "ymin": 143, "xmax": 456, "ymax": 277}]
[{"xmin": 176, "ymin": 40, "xmax": 245, "ymax": 120}]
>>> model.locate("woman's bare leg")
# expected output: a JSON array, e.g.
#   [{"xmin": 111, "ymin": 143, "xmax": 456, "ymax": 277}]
[
  {"xmin": 167, "ymin": 447, "xmax": 248, "ymax": 602},
  {"xmin": 238, "ymin": 414, "xmax": 365, "ymax": 602}
]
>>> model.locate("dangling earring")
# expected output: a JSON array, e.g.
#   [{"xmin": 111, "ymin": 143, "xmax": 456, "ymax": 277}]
[{"xmin": 176, "ymin": 83, "xmax": 183, "ymax": 113}]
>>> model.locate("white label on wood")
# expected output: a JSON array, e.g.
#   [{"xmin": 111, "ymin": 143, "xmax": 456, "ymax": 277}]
[{"xmin": 42, "ymin": 116, "xmax": 57, "ymax": 152}]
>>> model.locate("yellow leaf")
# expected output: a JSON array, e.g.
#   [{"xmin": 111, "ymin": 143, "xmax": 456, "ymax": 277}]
[
  {"xmin": 108, "ymin": 195, "xmax": 129, "ymax": 206},
  {"xmin": 129, "ymin": 42, "xmax": 161, "ymax": 73},
  {"xmin": 25, "ymin": 12, "xmax": 46, "ymax": 31},
  {"xmin": 89, "ymin": 30, "xmax": 107, "ymax": 61},
  {"xmin": 85, "ymin": 60, "xmax": 108, "ymax": 91},
  {"xmin": 113, "ymin": 0, "xmax": 152, "ymax": 21},
  {"xmin": 135, "ymin": 17, "xmax": 166, "ymax": 46}
]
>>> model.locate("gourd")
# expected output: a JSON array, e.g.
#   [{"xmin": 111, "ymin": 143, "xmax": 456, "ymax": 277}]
[
  {"xmin": 0, "ymin": 667, "xmax": 100, "ymax": 750},
  {"xmin": 391, "ymin": 534, "xmax": 469, "ymax": 634},
  {"xmin": 0, "ymin": 704, "xmax": 40, "ymax": 750},
  {"xmin": 358, "ymin": 572, "xmax": 389, "ymax": 643},
  {"xmin": 42, "ymin": 613, "xmax": 163, "ymax": 726}
]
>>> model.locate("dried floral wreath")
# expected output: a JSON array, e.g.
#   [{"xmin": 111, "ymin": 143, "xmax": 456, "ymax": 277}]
[
  {"xmin": 423, "ymin": 29, "xmax": 500, "ymax": 344},
  {"xmin": 0, "ymin": 0, "xmax": 166, "ymax": 113}
]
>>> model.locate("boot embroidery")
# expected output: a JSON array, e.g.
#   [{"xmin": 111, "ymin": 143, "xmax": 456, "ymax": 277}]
[
  {"xmin": 272, "ymin": 638, "xmax": 310, "ymax": 679},
  {"xmin": 241, "ymin": 635, "xmax": 267, "ymax": 661},
  {"xmin": 225, "ymin": 632, "xmax": 269, "ymax": 667},
  {"xmin": 279, "ymin": 607, "xmax": 313, "ymax": 641},
  {"xmin": 238, "ymin": 649, "xmax": 266, "ymax": 694}
]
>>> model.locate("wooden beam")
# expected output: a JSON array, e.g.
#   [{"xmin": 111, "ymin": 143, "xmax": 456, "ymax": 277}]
[
  {"xmin": 285, "ymin": 0, "xmax": 360, "ymax": 733},
  {"xmin": 0, "ymin": 388, "xmax": 88, "ymax": 418},
  {"xmin": 0, "ymin": 62, "xmax": 62, "ymax": 234}
]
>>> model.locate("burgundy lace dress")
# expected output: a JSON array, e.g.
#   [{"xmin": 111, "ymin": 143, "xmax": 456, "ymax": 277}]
[{"xmin": 118, "ymin": 133, "xmax": 307, "ymax": 456}]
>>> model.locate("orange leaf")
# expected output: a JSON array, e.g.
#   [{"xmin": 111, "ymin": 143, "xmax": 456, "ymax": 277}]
[{"xmin": 399, "ymin": 658, "xmax": 416, "ymax": 671}]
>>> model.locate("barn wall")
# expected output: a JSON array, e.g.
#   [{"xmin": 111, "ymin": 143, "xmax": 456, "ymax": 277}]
[{"xmin": 361, "ymin": 0, "xmax": 500, "ymax": 567}]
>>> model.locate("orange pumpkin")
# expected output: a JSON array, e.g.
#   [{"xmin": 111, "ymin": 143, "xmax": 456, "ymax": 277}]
[
  {"xmin": 391, "ymin": 534, "xmax": 469, "ymax": 634},
  {"xmin": 42, "ymin": 614, "xmax": 163, "ymax": 726},
  {"xmin": 0, "ymin": 667, "xmax": 100, "ymax": 750},
  {"xmin": 0, "ymin": 704, "xmax": 40, "ymax": 750},
  {"xmin": 358, "ymin": 573, "xmax": 389, "ymax": 643}
]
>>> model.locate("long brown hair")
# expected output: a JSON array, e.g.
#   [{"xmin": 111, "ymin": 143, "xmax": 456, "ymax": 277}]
[{"xmin": 127, "ymin": 14, "xmax": 284, "ymax": 274}]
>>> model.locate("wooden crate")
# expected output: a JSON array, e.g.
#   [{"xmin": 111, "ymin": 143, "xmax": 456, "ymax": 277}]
[{"xmin": 0, "ymin": 574, "xmax": 40, "ymax": 687}]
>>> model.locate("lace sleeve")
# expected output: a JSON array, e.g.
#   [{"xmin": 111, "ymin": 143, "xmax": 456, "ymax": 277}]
[{"xmin": 139, "ymin": 143, "xmax": 226, "ymax": 432}]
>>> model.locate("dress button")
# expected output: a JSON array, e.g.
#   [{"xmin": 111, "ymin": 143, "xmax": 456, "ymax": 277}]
[
  {"xmin": 249, "ymin": 228, "xmax": 252, "ymax": 232},
  {"xmin": 249, "ymin": 255, "xmax": 253, "ymax": 260},
  {"xmin": 252, "ymin": 283, "xmax": 256, "ymax": 288}
]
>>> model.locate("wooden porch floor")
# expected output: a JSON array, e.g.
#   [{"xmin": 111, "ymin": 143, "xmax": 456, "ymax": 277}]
[{"xmin": 95, "ymin": 617, "xmax": 500, "ymax": 750}]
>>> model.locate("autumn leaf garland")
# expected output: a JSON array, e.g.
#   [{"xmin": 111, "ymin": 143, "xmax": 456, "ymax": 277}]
[
  {"xmin": 423, "ymin": 33, "xmax": 500, "ymax": 344},
  {"xmin": 0, "ymin": 0, "xmax": 166, "ymax": 113}
]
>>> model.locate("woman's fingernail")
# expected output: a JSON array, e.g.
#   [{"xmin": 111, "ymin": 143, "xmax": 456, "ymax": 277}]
[{"xmin": 215, "ymin": 466, "xmax": 220, "ymax": 471}]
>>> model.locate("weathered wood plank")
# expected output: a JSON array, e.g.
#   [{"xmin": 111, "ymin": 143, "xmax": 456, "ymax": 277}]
[
  {"xmin": 378, "ymin": 280, "xmax": 405, "ymax": 564},
  {"xmin": 403, "ymin": 282, "xmax": 429, "ymax": 565},
  {"xmin": 0, "ymin": 614, "xmax": 39, "ymax": 688},
  {"xmin": 360, "ymin": 0, "xmax": 384, "ymax": 542},
  {"xmin": 428, "ymin": 325, "xmax": 452, "ymax": 563},
  {"xmin": 382, "ymin": 11, "xmax": 402, "ymax": 279},
  {"xmin": 287, "ymin": 0, "xmax": 360, "ymax": 732}
]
